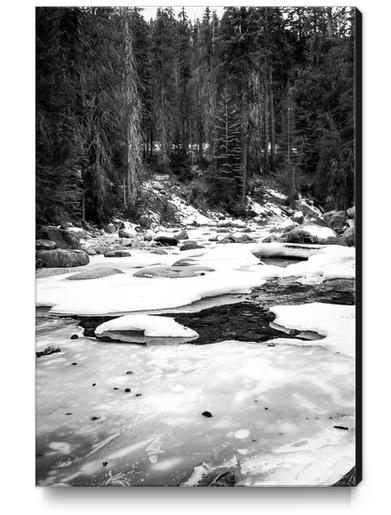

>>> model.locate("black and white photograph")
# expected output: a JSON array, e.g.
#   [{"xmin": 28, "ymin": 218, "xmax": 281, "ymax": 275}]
[{"xmin": 35, "ymin": 5, "xmax": 361, "ymax": 487}]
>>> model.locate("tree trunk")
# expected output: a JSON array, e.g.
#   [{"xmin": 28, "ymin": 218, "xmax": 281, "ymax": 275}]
[
  {"xmin": 269, "ymin": 66, "xmax": 276, "ymax": 172},
  {"xmin": 327, "ymin": 7, "xmax": 334, "ymax": 38},
  {"xmin": 241, "ymin": 89, "xmax": 248, "ymax": 205},
  {"xmin": 263, "ymin": 82, "xmax": 269, "ymax": 174}
]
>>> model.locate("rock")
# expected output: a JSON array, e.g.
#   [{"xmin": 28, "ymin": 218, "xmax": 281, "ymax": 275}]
[
  {"xmin": 150, "ymin": 248, "xmax": 168, "ymax": 255},
  {"xmin": 61, "ymin": 221, "xmax": 73, "ymax": 229},
  {"xmin": 67, "ymin": 267, "xmax": 124, "ymax": 280},
  {"xmin": 143, "ymin": 230, "xmax": 154, "ymax": 241},
  {"xmin": 36, "ymin": 346, "xmax": 61, "ymax": 358},
  {"xmin": 325, "ymin": 210, "xmax": 347, "ymax": 231},
  {"xmin": 291, "ymin": 211, "xmax": 304, "ymax": 224},
  {"xmin": 104, "ymin": 223, "xmax": 116, "ymax": 234},
  {"xmin": 231, "ymin": 219, "xmax": 246, "ymax": 229},
  {"xmin": 70, "ymin": 334, "xmax": 79, "ymax": 339},
  {"xmin": 274, "ymin": 219, "xmax": 299, "ymax": 233},
  {"xmin": 297, "ymin": 200, "xmax": 323, "ymax": 220},
  {"xmin": 262, "ymin": 234, "xmax": 281, "ymax": 243},
  {"xmin": 36, "ymin": 239, "xmax": 56, "ymax": 251},
  {"xmin": 347, "ymin": 206, "xmax": 355, "ymax": 219},
  {"xmin": 180, "ymin": 241, "xmax": 205, "ymax": 251},
  {"xmin": 342, "ymin": 226, "xmax": 355, "ymax": 246},
  {"xmin": 37, "ymin": 225, "xmax": 81, "ymax": 249},
  {"xmin": 139, "ymin": 215, "xmax": 151, "ymax": 229},
  {"xmin": 174, "ymin": 229, "xmax": 189, "ymax": 240},
  {"xmin": 37, "ymin": 249, "xmax": 89, "ymax": 268},
  {"xmin": 202, "ymin": 411, "xmax": 213, "ymax": 418},
  {"xmin": 283, "ymin": 228, "xmax": 319, "ymax": 244},
  {"xmin": 219, "ymin": 233, "xmax": 253, "ymax": 244},
  {"xmin": 104, "ymin": 250, "xmax": 131, "ymax": 258},
  {"xmin": 217, "ymin": 220, "xmax": 232, "ymax": 228},
  {"xmin": 134, "ymin": 265, "xmax": 214, "ymax": 279},
  {"xmin": 119, "ymin": 228, "xmax": 136, "ymax": 239},
  {"xmin": 154, "ymin": 235, "xmax": 178, "ymax": 246}
]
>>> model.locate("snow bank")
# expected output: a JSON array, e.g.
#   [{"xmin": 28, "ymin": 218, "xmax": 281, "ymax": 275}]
[
  {"xmin": 95, "ymin": 314, "xmax": 198, "ymax": 339},
  {"xmin": 270, "ymin": 302, "xmax": 355, "ymax": 358},
  {"xmin": 283, "ymin": 245, "xmax": 355, "ymax": 283}
]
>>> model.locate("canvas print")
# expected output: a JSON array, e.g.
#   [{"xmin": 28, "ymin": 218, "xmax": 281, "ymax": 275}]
[{"xmin": 36, "ymin": 6, "xmax": 361, "ymax": 487}]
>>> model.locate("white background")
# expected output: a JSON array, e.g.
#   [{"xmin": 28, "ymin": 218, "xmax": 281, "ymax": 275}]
[{"xmin": 0, "ymin": 1, "xmax": 389, "ymax": 513}]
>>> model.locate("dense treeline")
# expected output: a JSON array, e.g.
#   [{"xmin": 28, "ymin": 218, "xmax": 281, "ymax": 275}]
[{"xmin": 36, "ymin": 6, "xmax": 356, "ymax": 225}]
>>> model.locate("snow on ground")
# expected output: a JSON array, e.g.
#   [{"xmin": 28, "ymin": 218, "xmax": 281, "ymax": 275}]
[
  {"xmin": 95, "ymin": 314, "xmax": 198, "ymax": 339},
  {"xmin": 169, "ymin": 194, "xmax": 215, "ymax": 226},
  {"xmin": 36, "ymin": 241, "xmax": 354, "ymax": 316},
  {"xmin": 269, "ymin": 303, "xmax": 355, "ymax": 358},
  {"xmin": 281, "ymin": 245, "xmax": 355, "ymax": 283}
]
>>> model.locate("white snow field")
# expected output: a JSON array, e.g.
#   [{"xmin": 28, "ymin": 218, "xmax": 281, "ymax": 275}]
[
  {"xmin": 36, "ymin": 227, "xmax": 356, "ymax": 486},
  {"xmin": 36, "ymin": 238, "xmax": 354, "ymax": 316}
]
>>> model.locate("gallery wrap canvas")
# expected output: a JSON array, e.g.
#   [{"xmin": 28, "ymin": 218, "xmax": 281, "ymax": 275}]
[{"xmin": 35, "ymin": 6, "xmax": 362, "ymax": 487}]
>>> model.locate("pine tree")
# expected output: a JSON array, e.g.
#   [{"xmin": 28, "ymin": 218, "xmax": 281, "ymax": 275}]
[{"xmin": 210, "ymin": 85, "xmax": 242, "ymax": 207}]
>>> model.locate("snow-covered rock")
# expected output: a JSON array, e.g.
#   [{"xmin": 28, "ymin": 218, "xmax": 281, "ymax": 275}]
[
  {"xmin": 270, "ymin": 302, "xmax": 355, "ymax": 358},
  {"xmin": 95, "ymin": 314, "xmax": 198, "ymax": 339}
]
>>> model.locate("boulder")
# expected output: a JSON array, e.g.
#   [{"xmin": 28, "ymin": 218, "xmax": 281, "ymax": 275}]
[
  {"xmin": 174, "ymin": 229, "xmax": 189, "ymax": 240},
  {"xmin": 324, "ymin": 210, "xmax": 347, "ymax": 231},
  {"xmin": 134, "ymin": 265, "xmax": 214, "ymax": 279},
  {"xmin": 291, "ymin": 211, "xmax": 304, "ymax": 224},
  {"xmin": 67, "ymin": 267, "xmax": 124, "ymax": 281},
  {"xmin": 104, "ymin": 250, "xmax": 131, "ymax": 258},
  {"xmin": 37, "ymin": 249, "xmax": 89, "ymax": 268},
  {"xmin": 231, "ymin": 219, "xmax": 246, "ymax": 229},
  {"xmin": 180, "ymin": 241, "xmax": 205, "ymax": 251},
  {"xmin": 283, "ymin": 228, "xmax": 319, "ymax": 244},
  {"xmin": 104, "ymin": 223, "xmax": 116, "ymax": 234},
  {"xmin": 150, "ymin": 248, "xmax": 168, "ymax": 255},
  {"xmin": 297, "ymin": 200, "xmax": 323, "ymax": 220},
  {"xmin": 36, "ymin": 239, "xmax": 56, "ymax": 251},
  {"xmin": 61, "ymin": 221, "xmax": 73, "ymax": 229},
  {"xmin": 342, "ymin": 226, "xmax": 355, "ymax": 246},
  {"xmin": 37, "ymin": 225, "xmax": 81, "ymax": 249},
  {"xmin": 154, "ymin": 235, "xmax": 178, "ymax": 246},
  {"xmin": 143, "ymin": 230, "xmax": 154, "ymax": 241},
  {"xmin": 119, "ymin": 228, "xmax": 137, "ymax": 239},
  {"xmin": 347, "ymin": 206, "xmax": 355, "ymax": 219},
  {"xmin": 219, "ymin": 233, "xmax": 253, "ymax": 244},
  {"xmin": 138, "ymin": 215, "xmax": 151, "ymax": 229}
]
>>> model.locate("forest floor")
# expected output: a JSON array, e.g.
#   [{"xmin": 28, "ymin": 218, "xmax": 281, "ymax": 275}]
[{"xmin": 35, "ymin": 178, "xmax": 356, "ymax": 487}]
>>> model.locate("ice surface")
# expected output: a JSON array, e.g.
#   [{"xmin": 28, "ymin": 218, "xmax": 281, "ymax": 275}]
[{"xmin": 36, "ymin": 315, "xmax": 355, "ymax": 486}]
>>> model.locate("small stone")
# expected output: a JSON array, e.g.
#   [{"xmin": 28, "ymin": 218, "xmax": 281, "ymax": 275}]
[
  {"xmin": 334, "ymin": 425, "xmax": 349, "ymax": 430},
  {"xmin": 102, "ymin": 461, "xmax": 108, "ymax": 467},
  {"xmin": 91, "ymin": 416, "xmax": 100, "ymax": 421},
  {"xmin": 126, "ymin": 371, "xmax": 134, "ymax": 375},
  {"xmin": 264, "ymin": 407, "xmax": 269, "ymax": 410},
  {"xmin": 135, "ymin": 393, "xmax": 142, "ymax": 397},
  {"xmin": 202, "ymin": 411, "xmax": 213, "ymax": 418},
  {"xmin": 113, "ymin": 387, "xmax": 119, "ymax": 390},
  {"xmin": 65, "ymin": 412, "xmax": 72, "ymax": 416},
  {"xmin": 70, "ymin": 334, "xmax": 79, "ymax": 340},
  {"xmin": 267, "ymin": 343, "xmax": 276, "ymax": 347},
  {"xmin": 71, "ymin": 362, "xmax": 78, "ymax": 366},
  {"xmin": 124, "ymin": 388, "xmax": 131, "ymax": 393},
  {"xmin": 92, "ymin": 383, "xmax": 96, "ymax": 387}
]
